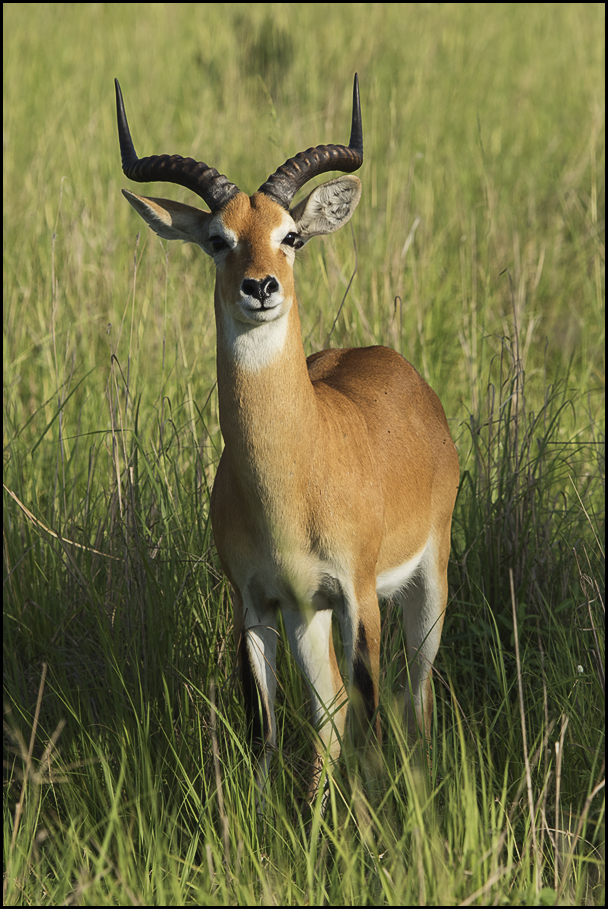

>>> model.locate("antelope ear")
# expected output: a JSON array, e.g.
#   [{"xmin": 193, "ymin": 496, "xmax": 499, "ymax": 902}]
[
  {"xmin": 121, "ymin": 189, "xmax": 213, "ymax": 247},
  {"xmin": 290, "ymin": 175, "xmax": 361, "ymax": 241}
]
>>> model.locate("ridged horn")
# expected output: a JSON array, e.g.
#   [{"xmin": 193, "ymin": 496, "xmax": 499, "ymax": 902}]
[
  {"xmin": 257, "ymin": 73, "xmax": 363, "ymax": 210},
  {"xmin": 114, "ymin": 79, "xmax": 240, "ymax": 212}
]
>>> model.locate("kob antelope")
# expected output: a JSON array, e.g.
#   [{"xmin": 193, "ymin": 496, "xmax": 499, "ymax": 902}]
[{"xmin": 115, "ymin": 75, "xmax": 459, "ymax": 808}]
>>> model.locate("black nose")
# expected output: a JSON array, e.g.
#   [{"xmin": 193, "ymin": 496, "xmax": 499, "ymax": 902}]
[{"xmin": 241, "ymin": 276, "xmax": 280, "ymax": 303}]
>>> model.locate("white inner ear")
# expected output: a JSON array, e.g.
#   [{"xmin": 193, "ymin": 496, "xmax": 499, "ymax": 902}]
[
  {"xmin": 291, "ymin": 175, "xmax": 362, "ymax": 240},
  {"xmin": 121, "ymin": 190, "xmax": 213, "ymax": 246}
]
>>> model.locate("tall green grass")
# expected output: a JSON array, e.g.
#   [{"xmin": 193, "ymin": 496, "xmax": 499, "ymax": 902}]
[{"xmin": 4, "ymin": 3, "xmax": 604, "ymax": 904}]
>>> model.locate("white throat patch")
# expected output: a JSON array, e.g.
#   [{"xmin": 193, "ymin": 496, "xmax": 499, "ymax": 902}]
[{"xmin": 222, "ymin": 307, "xmax": 291, "ymax": 372}]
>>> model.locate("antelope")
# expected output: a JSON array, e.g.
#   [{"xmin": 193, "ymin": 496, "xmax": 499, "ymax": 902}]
[{"xmin": 114, "ymin": 75, "xmax": 459, "ymax": 810}]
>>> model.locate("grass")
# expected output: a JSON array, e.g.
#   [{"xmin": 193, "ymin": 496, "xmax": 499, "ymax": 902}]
[{"xmin": 3, "ymin": 3, "xmax": 604, "ymax": 905}]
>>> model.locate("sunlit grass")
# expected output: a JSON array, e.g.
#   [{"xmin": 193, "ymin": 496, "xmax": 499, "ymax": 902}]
[{"xmin": 4, "ymin": 3, "xmax": 604, "ymax": 904}]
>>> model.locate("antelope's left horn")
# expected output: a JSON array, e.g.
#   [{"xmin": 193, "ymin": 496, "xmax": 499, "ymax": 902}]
[{"xmin": 257, "ymin": 74, "xmax": 363, "ymax": 210}]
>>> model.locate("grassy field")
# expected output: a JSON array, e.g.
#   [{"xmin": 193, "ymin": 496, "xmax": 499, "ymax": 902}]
[{"xmin": 3, "ymin": 3, "xmax": 604, "ymax": 904}]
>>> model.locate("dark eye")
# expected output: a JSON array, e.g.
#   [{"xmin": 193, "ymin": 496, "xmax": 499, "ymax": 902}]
[
  {"xmin": 209, "ymin": 235, "xmax": 229, "ymax": 253},
  {"xmin": 282, "ymin": 232, "xmax": 304, "ymax": 250}
]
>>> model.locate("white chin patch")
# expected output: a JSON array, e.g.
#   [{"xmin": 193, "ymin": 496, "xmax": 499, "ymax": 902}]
[
  {"xmin": 227, "ymin": 309, "xmax": 290, "ymax": 372},
  {"xmin": 236, "ymin": 302, "xmax": 283, "ymax": 325}
]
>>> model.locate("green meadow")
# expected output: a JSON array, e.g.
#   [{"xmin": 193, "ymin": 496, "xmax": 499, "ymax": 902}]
[{"xmin": 4, "ymin": 3, "xmax": 604, "ymax": 904}]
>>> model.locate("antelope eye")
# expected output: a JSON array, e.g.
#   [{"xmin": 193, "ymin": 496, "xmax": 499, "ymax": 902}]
[
  {"xmin": 209, "ymin": 235, "xmax": 229, "ymax": 253},
  {"xmin": 282, "ymin": 232, "xmax": 304, "ymax": 250}
]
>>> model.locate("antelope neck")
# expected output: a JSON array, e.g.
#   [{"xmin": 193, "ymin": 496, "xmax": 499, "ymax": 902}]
[{"xmin": 215, "ymin": 300, "xmax": 318, "ymax": 505}]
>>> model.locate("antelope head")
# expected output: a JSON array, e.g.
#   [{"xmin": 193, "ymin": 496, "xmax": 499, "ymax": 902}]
[{"xmin": 114, "ymin": 77, "xmax": 363, "ymax": 367}]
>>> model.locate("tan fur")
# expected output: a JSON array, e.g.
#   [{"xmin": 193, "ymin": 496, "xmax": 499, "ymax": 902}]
[{"xmin": 121, "ymin": 178, "xmax": 459, "ymax": 809}]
